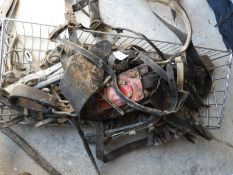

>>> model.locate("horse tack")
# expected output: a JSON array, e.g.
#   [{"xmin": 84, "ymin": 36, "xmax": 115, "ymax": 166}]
[
  {"xmin": 0, "ymin": 1, "xmax": 224, "ymax": 175},
  {"xmin": 8, "ymin": 84, "xmax": 59, "ymax": 112}
]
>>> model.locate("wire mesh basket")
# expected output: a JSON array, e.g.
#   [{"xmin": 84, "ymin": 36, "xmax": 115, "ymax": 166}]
[{"xmin": 0, "ymin": 18, "xmax": 232, "ymax": 128}]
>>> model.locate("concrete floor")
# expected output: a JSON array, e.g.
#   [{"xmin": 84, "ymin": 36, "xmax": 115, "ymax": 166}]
[{"xmin": 1, "ymin": 0, "xmax": 233, "ymax": 175}]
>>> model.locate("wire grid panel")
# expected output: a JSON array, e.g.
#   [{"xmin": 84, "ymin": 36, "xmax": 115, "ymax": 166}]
[{"xmin": 0, "ymin": 18, "xmax": 232, "ymax": 128}]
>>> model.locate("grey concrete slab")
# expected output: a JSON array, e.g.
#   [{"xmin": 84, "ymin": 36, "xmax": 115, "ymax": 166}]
[{"xmin": 1, "ymin": 0, "xmax": 233, "ymax": 175}]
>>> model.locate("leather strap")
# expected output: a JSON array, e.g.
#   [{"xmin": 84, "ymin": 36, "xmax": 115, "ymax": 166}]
[
  {"xmin": 0, "ymin": 115, "xmax": 24, "ymax": 128},
  {"xmin": 147, "ymin": 0, "xmax": 192, "ymax": 53},
  {"xmin": 0, "ymin": 0, "xmax": 18, "ymax": 18},
  {"xmin": 108, "ymin": 27, "xmax": 165, "ymax": 60},
  {"xmin": 141, "ymin": 73, "xmax": 159, "ymax": 89},
  {"xmin": 72, "ymin": 0, "xmax": 89, "ymax": 12},
  {"xmin": 148, "ymin": 0, "xmax": 212, "ymax": 99},
  {"xmin": 96, "ymin": 116, "xmax": 161, "ymax": 162},
  {"xmin": 8, "ymin": 84, "xmax": 59, "ymax": 112},
  {"xmin": 68, "ymin": 118, "xmax": 100, "ymax": 175},
  {"xmin": 139, "ymin": 52, "xmax": 168, "ymax": 81},
  {"xmin": 89, "ymin": 0, "xmax": 103, "ymax": 30},
  {"xmin": 65, "ymin": 0, "xmax": 80, "ymax": 44},
  {"xmin": 166, "ymin": 64, "xmax": 178, "ymax": 110},
  {"xmin": 1, "ymin": 128, "xmax": 62, "ymax": 175},
  {"xmin": 0, "ymin": 87, "xmax": 12, "ymax": 107}
]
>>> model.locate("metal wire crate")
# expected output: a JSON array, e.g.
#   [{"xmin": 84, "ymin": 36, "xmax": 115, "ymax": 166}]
[{"xmin": 0, "ymin": 18, "xmax": 232, "ymax": 128}]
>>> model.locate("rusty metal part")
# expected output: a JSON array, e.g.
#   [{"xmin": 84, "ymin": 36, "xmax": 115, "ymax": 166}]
[
  {"xmin": 40, "ymin": 46, "xmax": 63, "ymax": 69},
  {"xmin": 98, "ymin": 67, "xmax": 144, "ymax": 111},
  {"xmin": 8, "ymin": 84, "xmax": 59, "ymax": 112},
  {"xmin": 99, "ymin": 94, "xmax": 125, "ymax": 116}
]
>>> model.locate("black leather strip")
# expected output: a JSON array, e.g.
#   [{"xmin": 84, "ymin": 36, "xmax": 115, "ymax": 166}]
[
  {"xmin": 89, "ymin": 0, "xmax": 102, "ymax": 30},
  {"xmin": 68, "ymin": 118, "xmax": 101, "ymax": 175},
  {"xmin": 0, "ymin": 87, "xmax": 11, "ymax": 107},
  {"xmin": 95, "ymin": 117, "xmax": 160, "ymax": 162},
  {"xmin": 166, "ymin": 64, "xmax": 178, "ymax": 110},
  {"xmin": 1, "ymin": 128, "xmax": 62, "ymax": 175},
  {"xmin": 105, "ymin": 116, "xmax": 161, "ymax": 137},
  {"xmin": 8, "ymin": 84, "xmax": 58, "ymax": 112},
  {"xmin": 65, "ymin": 0, "xmax": 80, "ymax": 44},
  {"xmin": 141, "ymin": 73, "xmax": 159, "ymax": 89},
  {"xmin": 139, "ymin": 52, "xmax": 168, "ymax": 81},
  {"xmin": 72, "ymin": 0, "xmax": 89, "ymax": 12},
  {"xmin": 0, "ymin": 115, "xmax": 24, "ymax": 128},
  {"xmin": 109, "ymin": 27, "xmax": 165, "ymax": 60},
  {"xmin": 151, "ymin": 4, "xmax": 212, "ymax": 98},
  {"xmin": 148, "ymin": 0, "xmax": 192, "ymax": 53},
  {"xmin": 0, "ymin": 0, "xmax": 18, "ymax": 18},
  {"xmin": 96, "ymin": 121, "xmax": 105, "ymax": 162},
  {"xmin": 102, "ymin": 138, "xmax": 148, "ymax": 162}
]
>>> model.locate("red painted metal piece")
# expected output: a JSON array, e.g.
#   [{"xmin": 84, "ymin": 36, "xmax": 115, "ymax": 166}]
[{"xmin": 98, "ymin": 68, "xmax": 144, "ymax": 110}]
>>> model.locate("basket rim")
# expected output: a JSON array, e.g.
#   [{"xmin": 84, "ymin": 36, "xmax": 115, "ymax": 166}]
[{"xmin": 1, "ymin": 17, "xmax": 231, "ymax": 54}]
